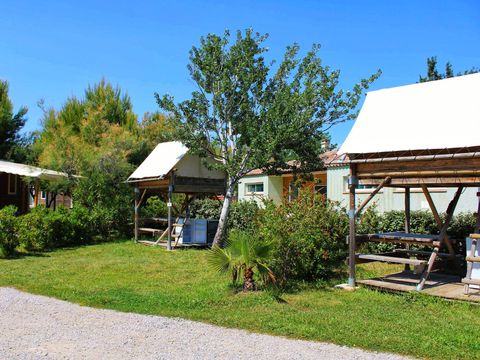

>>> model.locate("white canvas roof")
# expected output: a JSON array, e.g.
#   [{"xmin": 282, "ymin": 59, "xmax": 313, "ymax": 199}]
[
  {"xmin": 0, "ymin": 160, "xmax": 68, "ymax": 180},
  {"xmin": 127, "ymin": 141, "xmax": 225, "ymax": 182},
  {"xmin": 128, "ymin": 141, "xmax": 188, "ymax": 181},
  {"xmin": 339, "ymin": 73, "xmax": 480, "ymax": 156}
]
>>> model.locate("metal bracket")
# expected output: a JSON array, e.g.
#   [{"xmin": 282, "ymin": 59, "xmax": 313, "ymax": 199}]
[
  {"xmin": 348, "ymin": 176, "xmax": 358, "ymax": 187},
  {"xmin": 348, "ymin": 209, "xmax": 356, "ymax": 219}
]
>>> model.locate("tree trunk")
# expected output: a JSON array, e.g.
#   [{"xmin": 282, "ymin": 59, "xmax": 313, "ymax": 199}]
[
  {"xmin": 243, "ymin": 267, "xmax": 255, "ymax": 291},
  {"xmin": 212, "ymin": 182, "xmax": 234, "ymax": 247}
]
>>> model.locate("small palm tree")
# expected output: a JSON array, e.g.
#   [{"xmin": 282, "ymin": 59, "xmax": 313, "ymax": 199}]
[{"xmin": 208, "ymin": 230, "xmax": 275, "ymax": 291}]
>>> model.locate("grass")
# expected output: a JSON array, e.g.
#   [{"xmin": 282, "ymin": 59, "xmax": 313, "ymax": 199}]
[{"xmin": 1, "ymin": 241, "xmax": 479, "ymax": 359}]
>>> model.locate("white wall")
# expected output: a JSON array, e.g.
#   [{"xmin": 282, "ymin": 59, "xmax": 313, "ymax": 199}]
[
  {"xmin": 327, "ymin": 166, "xmax": 478, "ymax": 214},
  {"xmin": 238, "ymin": 175, "xmax": 283, "ymax": 206}
]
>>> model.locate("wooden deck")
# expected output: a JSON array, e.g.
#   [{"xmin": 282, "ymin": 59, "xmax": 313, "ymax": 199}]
[{"xmin": 358, "ymin": 271, "xmax": 480, "ymax": 303}]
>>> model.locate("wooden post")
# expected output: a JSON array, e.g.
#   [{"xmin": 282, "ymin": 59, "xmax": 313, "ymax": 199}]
[
  {"xmin": 355, "ymin": 176, "xmax": 391, "ymax": 217},
  {"xmin": 33, "ymin": 178, "xmax": 40, "ymax": 207},
  {"xmin": 464, "ymin": 190, "xmax": 480, "ymax": 294},
  {"xmin": 348, "ymin": 164, "xmax": 357, "ymax": 288},
  {"xmin": 417, "ymin": 186, "xmax": 463, "ymax": 291},
  {"xmin": 134, "ymin": 186, "xmax": 140, "ymax": 243},
  {"xmin": 167, "ymin": 183, "xmax": 173, "ymax": 251},
  {"xmin": 421, "ymin": 185, "xmax": 456, "ymax": 256},
  {"xmin": 404, "ymin": 187, "xmax": 411, "ymax": 271}
]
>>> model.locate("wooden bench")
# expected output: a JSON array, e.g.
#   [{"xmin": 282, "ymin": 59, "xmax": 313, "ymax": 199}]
[{"xmin": 356, "ymin": 232, "xmax": 441, "ymax": 247}]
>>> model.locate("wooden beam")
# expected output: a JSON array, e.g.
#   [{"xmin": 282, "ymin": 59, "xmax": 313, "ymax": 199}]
[
  {"xmin": 404, "ymin": 187, "xmax": 411, "ymax": 271},
  {"xmin": 348, "ymin": 164, "xmax": 357, "ymax": 288},
  {"xmin": 355, "ymin": 176, "xmax": 391, "ymax": 217},
  {"xmin": 356, "ymin": 157, "xmax": 480, "ymax": 176},
  {"xmin": 420, "ymin": 185, "xmax": 455, "ymax": 256},
  {"xmin": 464, "ymin": 192, "xmax": 480, "ymax": 294},
  {"xmin": 359, "ymin": 177, "xmax": 480, "ymax": 187},
  {"xmin": 134, "ymin": 186, "xmax": 140, "ymax": 243},
  {"xmin": 33, "ymin": 178, "xmax": 40, "ymax": 207},
  {"xmin": 417, "ymin": 186, "xmax": 463, "ymax": 291},
  {"xmin": 167, "ymin": 178, "xmax": 174, "ymax": 251}
]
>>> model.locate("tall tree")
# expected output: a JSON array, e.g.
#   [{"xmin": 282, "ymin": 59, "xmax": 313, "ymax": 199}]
[
  {"xmin": 0, "ymin": 80, "xmax": 28, "ymax": 160},
  {"xmin": 419, "ymin": 56, "xmax": 479, "ymax": 82},
  {"xmin": 156, "ymin": 29, "xmax": 380, "ymax": 246}
]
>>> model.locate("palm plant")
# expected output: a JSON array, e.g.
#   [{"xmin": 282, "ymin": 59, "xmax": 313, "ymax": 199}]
[{"xmin": 208, "ymin": 230, "xmax": 275, "ymax": 291}]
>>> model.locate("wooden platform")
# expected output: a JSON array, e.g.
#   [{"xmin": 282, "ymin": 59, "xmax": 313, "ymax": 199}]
[
  {"xmin": 358, "ymin": 271, "xmax": 480, "ymax": 303},
  {"xmin": 137, "ymin": 240, "xmax": 209, "ymax": 249}
]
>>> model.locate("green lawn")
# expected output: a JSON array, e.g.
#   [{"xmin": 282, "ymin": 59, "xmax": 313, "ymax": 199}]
[{"xmin": 1, "ymin": 241, "xmax": 479, "ymax": 359}]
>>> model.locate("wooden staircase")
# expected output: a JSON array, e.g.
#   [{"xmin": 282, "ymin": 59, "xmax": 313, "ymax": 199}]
[{"xmin": 462, "ymin": 233, "xmax": 480, "ymax": 294}]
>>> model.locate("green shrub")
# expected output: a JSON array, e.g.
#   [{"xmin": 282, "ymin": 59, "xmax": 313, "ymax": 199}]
[
  {"xmin": 0, "ymin": 206, "xmax": 19, "ymax": 257},
  {"xmin": 17, "ymin": 207, "xmax": 54, "ymax": 251},
  {"xmin": 190, "ymin": 198, "xmax": 222, "ymax": 219},
  {"xmin": 141, "ymin": 196, "xmax": 167, "ymax": 218},
  {"xmin": 259, "ymin": 192, "xmax": 348, "ymax": 288},
  {"xmin": 190, "ymin": 197, "xmax": 260, "ymax": 232}
]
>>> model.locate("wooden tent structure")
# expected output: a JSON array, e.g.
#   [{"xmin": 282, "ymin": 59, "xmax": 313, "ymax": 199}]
[
  {"xmin": 0, "ymin": 160, "xmax": 70, "ymax": 213},
  {"xmin": 339, "ymin": 73, "xmax": 480, "ymax": 298},
  {"xmin": 127, "ymin": 141, "xmax": 226, "ymax": 250}
]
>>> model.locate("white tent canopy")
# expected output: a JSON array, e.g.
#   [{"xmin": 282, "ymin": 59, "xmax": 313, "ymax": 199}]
[
  {"xmin": 127, "ymin": 141, "xmax": 224, "ymax": 182},
  {"xmin": 339, "ymin": 73, "xmax": 480, "ymax": 156},
  {"xmin": 0, "ymin": 160, "xmax": 68, "ymax": 181}
]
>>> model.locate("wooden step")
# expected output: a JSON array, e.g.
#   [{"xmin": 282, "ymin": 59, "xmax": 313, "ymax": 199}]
[
  {"xmin": 356, "ymin": 254, "xmax": 427, "ymax": 266},
  {"xmin": 356, "ymin": 232, "xmax": 440, "ymax": 247},
  {"xmin": 470, "ymin": 234, "xmax": 480, "ymax": 240},
  {"xmin": 462, "ymin": 278, "xmax": 480, "ymax": 286},
  {"xmin": 466, "ymin": 256, "xmax": 480, "ymax": 263},
  {"xmin": 139, "ymin": 227, "xmax": 163, "ymax": 234},
  {"xmin": 394, "ymin": 249, "xmax": 459, "ymax": 258},
  {"xmin": 138, "ymin": 240, "xmax": 157, "ymax": 246}
]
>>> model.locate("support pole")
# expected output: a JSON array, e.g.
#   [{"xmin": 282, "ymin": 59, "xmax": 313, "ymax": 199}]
[
  {"xmin": 404, "ymin": 187, "xmax": 411, "ymax": 271},
  {"xmin": 417, "ymin": 186, "xmax": 463, "ymax": 291},
  {"xmin": 465, "ymin": 190, "xmax": 480, "ymax": 294},
  {"xmin": 167, "ymin": 180, "xmax": 174, "ymax": 251},
  {"xmin": 134, "ymin": 186, "xmax": 140, "ymax": 243},
  {"xmin": 348, "ymin": 165, "xmax": 357, "ymax": 288},
  {"xmin": 355, "ymin": 176, "xmax": 391, "ymax": 217},
  {"xmin": 33, "ymin": 178, "xmax": 40, "ymax": 207}
]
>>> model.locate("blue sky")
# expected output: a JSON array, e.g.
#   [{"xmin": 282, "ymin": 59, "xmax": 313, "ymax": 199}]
[{"xmin": 1, "ymin": 0, "xmax": 479, "ymax": 146}]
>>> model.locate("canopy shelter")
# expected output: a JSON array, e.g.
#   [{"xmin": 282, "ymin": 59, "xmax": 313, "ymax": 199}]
[
  {"xmin": 0, "ymin": 160, "xmax": 69, "ymax": 212},
  {"xmin": 127, "ymin": 141, "xmax": 226, "ymax": 250},
  {"xmin": 339, "ymin": 73, "xmax": 480, "ymax": 296}
]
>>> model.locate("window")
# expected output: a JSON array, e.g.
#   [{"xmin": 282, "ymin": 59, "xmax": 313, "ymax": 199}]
[
  {"xmin": 343, "ymin": 176, "xmax": 377, "ymax": 193},
  {"xmin": 41, "ymin": 191, "xmax": 46, "ymax": 200},
  {"xmin": 7, "ymin": 174, "xmax": 17, "ymax": 195},
  {"xmin": 245, "ymin": 182, "xmax": 264, "ymax": 194}
]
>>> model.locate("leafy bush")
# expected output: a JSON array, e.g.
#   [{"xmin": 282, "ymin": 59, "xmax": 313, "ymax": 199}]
[
  {"xmin": 259, "ymin": 192, "xmax": 348, "ymax": 288},
  {"xmin": 17, "ymin": 207, "xmax": 53, "ymax": 251},
  {"xmin": 141, "ymin": 196, "xmax": 168, "ymax": 218},
  {"xmin": 0, "ymin": 206, "xmax": 19, "ymax": 257},
  {"xmin": 15, "ymin": 204, "xmax": 118, "ymax": 252},
  {"xmin": 190, "ymin": 197, "xmax": 260, "ymax": 232}
]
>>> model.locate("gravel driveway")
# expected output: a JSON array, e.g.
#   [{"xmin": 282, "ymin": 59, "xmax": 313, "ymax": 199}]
[{"xmin": 0, "ymin": 287, "xmax": 412, "ymax": 360}]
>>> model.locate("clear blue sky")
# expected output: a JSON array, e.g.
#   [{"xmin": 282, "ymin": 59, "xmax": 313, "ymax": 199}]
[{"xmin": 1, "ymin": 0, "xmax": 479, "ymax": 146}]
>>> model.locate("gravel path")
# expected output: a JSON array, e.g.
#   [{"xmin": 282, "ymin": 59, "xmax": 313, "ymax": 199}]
[{"xmin": 0, "ymin": 287, "xmax": 413, "ymax": 360}]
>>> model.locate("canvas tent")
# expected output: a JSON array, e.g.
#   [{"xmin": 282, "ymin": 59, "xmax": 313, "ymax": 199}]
[
  {"xmin": 0, "ymin": 160, "xmax": 69, "ymax": 212},
  {"xmin": 127, "ymin": 141, "xmax": 226, "ymax": 249},
  {"xmin": 338, "ymin": 73, "xmax": 480, "ymax": 298}
]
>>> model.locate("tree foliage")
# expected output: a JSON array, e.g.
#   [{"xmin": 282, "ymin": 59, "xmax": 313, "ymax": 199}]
[
  {"xmin": 33, "ymin": 79, "xmax": 177, "ymax": 236},
  {"xmin": 419, "ymin": 56, "xmax": 479, "ymax": 83},
  {"xmin": 0, "ymin": 80, "xmax": 28, "ymax": 161},
  {"xmin": 156, "ymin": 29, "xmax": 380, "ymax": 245}
]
